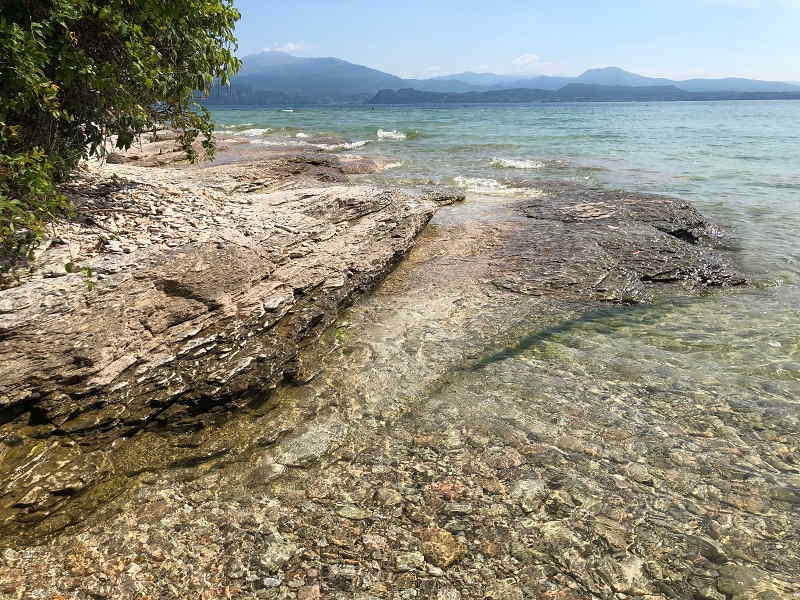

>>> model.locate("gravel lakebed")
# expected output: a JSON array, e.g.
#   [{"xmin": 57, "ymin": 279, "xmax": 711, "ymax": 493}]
[{"xmin": 0, "ymin": 138, "xmax": 797, "ymax": 600}]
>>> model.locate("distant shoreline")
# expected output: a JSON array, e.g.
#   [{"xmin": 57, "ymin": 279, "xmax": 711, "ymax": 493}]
[
  {"xmin": 200, "ymin": 95, "xmax": 800, "ymax": 109},
  {"xmin": 366, "ymin": 85, "xmax": 800, "ymax": 105}
]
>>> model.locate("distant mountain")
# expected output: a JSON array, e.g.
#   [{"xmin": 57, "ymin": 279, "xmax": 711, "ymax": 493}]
[
  {"xmin": 554, "ymin": 83, "xmax": 693, "ymax": 101},
  {"xmin": 489, "ymin": 76, "xmax": 575, "ymax": 91},
  {"xmin": 406, "ymin": 79, "xmax": 486, "ymax": 93},
  {"xmin": 430, "ymin": 72, "xmax": 530, "ymax": 87},
  {"xmin": 571, "ymin": 67, "xmax": 800, "ymax": 93},
  {"xmin": 677, "ymin": 78, "xmax": 800, "ymax": 93},
  {"xmin": 576, "ymin": 67, "xmax": 674, "ymax": 87},
  {"xmin": 200, "ymin": 52, "xmax": 800, "ymax": 106},
  {"xmin": 232, "ymin": 52, "xmax": 405, "ymax": 99},
  {"xmin": 370, "ymin": 88, "xmax": 556, "ymax": 104},
  {"xmin": 203, "ymin": 51, "xmax": 486, "ymax": 104},
  {"xmin": 369, "ymin": 85, "xmax": 800, "ymax": 105}
]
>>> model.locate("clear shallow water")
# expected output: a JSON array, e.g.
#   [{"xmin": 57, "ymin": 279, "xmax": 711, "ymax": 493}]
[{"xmin": 211, "ymin": 102, "xmax": 800, "ymax": 398}]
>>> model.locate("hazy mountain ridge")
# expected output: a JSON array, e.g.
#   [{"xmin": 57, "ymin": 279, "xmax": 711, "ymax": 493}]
[
  {"xmin": 201, "ymin": 52, "xmax": 800, "ymax": 105},
  {"xmin": 369, "ymin": 85, "xmax": 800, "ymax": 104}
]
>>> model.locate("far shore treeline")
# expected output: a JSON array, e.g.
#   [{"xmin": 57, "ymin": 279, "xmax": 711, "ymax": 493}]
[{"xmin": 0, "ymin": 0, "xmax": 241, "ymax": 265}]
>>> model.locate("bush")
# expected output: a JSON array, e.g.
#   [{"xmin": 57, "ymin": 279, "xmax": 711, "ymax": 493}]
[{"xmin": 0, "ymin": 0, "xmax": 241, "ymax": 263}]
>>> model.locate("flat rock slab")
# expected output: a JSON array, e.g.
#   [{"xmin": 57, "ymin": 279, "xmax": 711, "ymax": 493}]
[{"xmin": 0, "ymin": 161, "xmax": 437, "ymax": 535}]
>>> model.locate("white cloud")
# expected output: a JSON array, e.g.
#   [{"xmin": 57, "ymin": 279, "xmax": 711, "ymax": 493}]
[
  {"xmin": 268, "ymin": 42, "xmax": 307, "ymax": 53},
  {"xmin": 512, "ymin": 53, "xmax": 541, "ymax": 67}
]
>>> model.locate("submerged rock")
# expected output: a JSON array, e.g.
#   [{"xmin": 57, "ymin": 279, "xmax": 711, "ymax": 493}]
[{"xmin": 0, "ymin": 158, "xmax": 437, "ymax": 541}]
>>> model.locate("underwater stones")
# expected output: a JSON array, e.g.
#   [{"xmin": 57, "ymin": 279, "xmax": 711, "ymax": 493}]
[
  {"xmin": 374, "ymin": 487, "xmax": 404, "ymax": 507},
  {"xmin": 509, "ymin": 478, "xmax": 547, "ymax": 513},
  {"xmin": 336, "ymin": 505, "xmax": 372, "ymax": 521},
  {"xmin": 272, "ymin": 414, "xmax": 348, "ymax": 468},
  {"xmin": 419, "ymin": 528, "xmax": 467, "ymax": 568},
  {"xmin": 0, "ymin": 160, "xmax": 438, "ymax": 537},
  {"xmin": 484, "ymin": 580, "xmax": 524, "ymax": 600},
  {"xmin": 395, "ymin": 551, "xmax": 425, "ymax": 572},
  {"xmin": 258, "ymin": 534, "xmax": 298, "ymax": 573}
]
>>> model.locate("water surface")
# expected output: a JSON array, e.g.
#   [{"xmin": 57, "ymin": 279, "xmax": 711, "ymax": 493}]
[{"xmin": 211, "ymin": 101, "xmax": 800, "ymax": 415}]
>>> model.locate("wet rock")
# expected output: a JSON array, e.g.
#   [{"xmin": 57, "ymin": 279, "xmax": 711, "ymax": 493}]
[
  {"xmin": 625, "ymin": 462, "xmax": 654, "ymax": 485},
  {"xmin": 436, "ymin": 587, "xmax": 461, "ymax": 600},
  {"xmin": 420, "ymin": 188, "xmax": 466, "ymax": 206},
  {"xmin": 0, "ymin": 165, "xmax": 437, "ymax": 537},
  {"xmin": 419, "ymin": 528, "xmax": 467, "ymax": 568},
  {"xmin": 484, "ymin": 580, "xmax": 523, "ymax": 600},
  {"xmin": 336, "ymin": 505, "xmax": 372, "ymax": 520},
  {"xmin": 296, "ymin": 584, "xmax": 320, "ymax": 600},
  {"xmin": 375, "ymin": 487, "xmax": 404, "ymax": 507},
  {"xmin": 259, "ymin": 534, "xmax": 298, "ymax": 573},
  {"xmin": 395, "ymin": 551, "xmax": 425, "ymax": 572},
  {"xmin": 509, "ymin": 478, "xmax": 547, "ymax": 513}
]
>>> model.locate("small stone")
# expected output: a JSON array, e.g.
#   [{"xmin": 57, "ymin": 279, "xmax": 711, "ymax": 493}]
[
  {"xmin": 509, "ymin": 478, "xmax": 546, "ymax": 513},
  {"xmin": 363, "ymin": 533, "xmax": 389, "ymax": 552},
  {"xmin": 484, "ymin": 580, "xmax": 523, "ymax": 600},
  {"xmin": 626, "ymin": 463, "xmax": 653, "ymax": 485},
  {"xmin": 445, "ymin": 503, "xmax": 473, "ymax": 515},
  {"xmin": 485, "ymin": 447, "xmax": 524, "ymax": 469},
  {"xmin": 259, "ymin": 534, "xmax": 298, "ymax": 572},
  {"xmin": 297, "ymin": 584, "xmax": 320, "ymax": 600},
  {"xmin": 436, "ymin": 588, "xmax": 461, "ymax": 600},
  {"xmin": 395, "ymin": 551, "xmax": 425, "ymax": 572},
  {"xmin": 375, "ymin": 487, "xmax": 403, "ymax": 507},
  {"xmin": 336, "ymin": 504, "xmax": 371, "ymax": 520},
  {"xmin": 261, "ymin": 577, "xmax": 282, "ymax": 589},
  {"xmin": 420, "ymin": 528, "xmax": 467, "ymax": 568}
]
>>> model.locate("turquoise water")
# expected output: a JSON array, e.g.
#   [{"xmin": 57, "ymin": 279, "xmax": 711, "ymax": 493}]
[
  {"xmin": 212, "ymin": 102, "xmax": 800, "ymax": 285},
  {"xmin": 211, "ymin": 102, "xmax": 800, "ymax": 395}
]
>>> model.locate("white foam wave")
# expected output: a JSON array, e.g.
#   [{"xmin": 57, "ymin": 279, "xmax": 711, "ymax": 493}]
[
  {"xmin": 383, "ymin": 162, "xmax": 404, "ymax": 170},
  {"xmin": 281, "ymin": 109, "xmax": 295, "ymax": 113},
  {"xmin": 295, "ymin": 132, "xmax": 310, "ymax": 139},
  {"xmin": 312, "ymin": 140, "xmax": 371, "ymax": 151},
  {"xmin": 452, "ymin": 176, "xmax": 538, "ymax": 197},
  {"xmin": 377, "ymin": 129, "xmax": 407, "ymax": 141},
  {"xmin": 249, "ymin": 139, "xmax": 305, "ymax": 147},
  {"xmin": 491, "ymin": 158, "xmax": 545, "ymax": 170},
  {"xmin": 239, "ymin": 128, "xmax": 272, "ymax": 137}
]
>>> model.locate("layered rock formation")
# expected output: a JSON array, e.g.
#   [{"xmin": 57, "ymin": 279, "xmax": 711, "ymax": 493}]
[{"xmin": 0, "ymin": 153, "xmax": 439, "ymax": 540}]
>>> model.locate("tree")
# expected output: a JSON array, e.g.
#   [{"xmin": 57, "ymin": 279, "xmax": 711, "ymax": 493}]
[{"xmin": 0, "ymin": 0, "xmax": 241, "ymax": 263}]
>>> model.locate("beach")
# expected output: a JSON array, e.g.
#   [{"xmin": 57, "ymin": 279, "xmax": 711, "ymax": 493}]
[{"xmin": 0, "ymin": 102, "xmax": 799, "ymax": 599}]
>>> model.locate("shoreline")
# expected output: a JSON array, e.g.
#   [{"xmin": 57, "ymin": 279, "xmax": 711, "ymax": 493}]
[{"xmin": 2, "ymin": 138, "xmax": 798, "ymax": 599}]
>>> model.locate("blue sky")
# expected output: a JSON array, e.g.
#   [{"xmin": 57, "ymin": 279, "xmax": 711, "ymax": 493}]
[{"xmin": 232, "ymin": 0, "xmax": 800, "ymax": 81}]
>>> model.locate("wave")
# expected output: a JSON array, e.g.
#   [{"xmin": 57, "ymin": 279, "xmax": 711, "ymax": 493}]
[
  {"xmin": 295, "ymin": 132, "xmax": 310, "ymax": 139},
  {"xmin": 377, "ymin": 129, "xmax": 407, "ymax": 141},
  {"xmin": 452, "ymin": 176, "xmax": 540, "ymax": 197},
  {"xmin": 281, "ymin": 109, "xmax": 295, "ymax": 113},
  {"xmin": 383, "ymin": 162, "xmax": 404, "ymax": 170},
  {"xmin": 490, "ymin": 158, "xmax": 546, "ymax": 170},
  {"xmin": 312, "ymin": 140, "xmax": 371, "ymax": 151},
  {"xmin": 249, "ymin": 139, "xmax": 305, "ymax": 147},
  {"xmin": 239, "ymin": 128, "xmax": 272, "ymax": 137}
]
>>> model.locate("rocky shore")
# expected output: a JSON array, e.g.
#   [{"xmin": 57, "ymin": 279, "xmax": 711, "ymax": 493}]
[{"xmin": 2, "ymin": 138, "xmax": 798, "ymax": 600}]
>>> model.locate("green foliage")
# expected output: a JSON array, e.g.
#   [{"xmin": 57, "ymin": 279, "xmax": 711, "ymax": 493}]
[{"xmin": 0, "ymin": 0, "xmax": 240, "ymax": 263}]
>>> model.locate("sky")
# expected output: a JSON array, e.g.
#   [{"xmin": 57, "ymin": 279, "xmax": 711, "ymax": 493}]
[{"xmin": 232, "ymin": 0, "xmax": 800, "ymax": 81}]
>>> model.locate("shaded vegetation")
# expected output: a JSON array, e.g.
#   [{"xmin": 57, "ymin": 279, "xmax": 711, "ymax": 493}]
[{"xmin": 0, "ymin": 0, "xmax": 241, "ymax": 263}]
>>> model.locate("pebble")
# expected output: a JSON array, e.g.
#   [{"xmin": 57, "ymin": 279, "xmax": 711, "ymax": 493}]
[{"xmin": 395, "ymin": 551, "xmax": 425, "ymax": 572}]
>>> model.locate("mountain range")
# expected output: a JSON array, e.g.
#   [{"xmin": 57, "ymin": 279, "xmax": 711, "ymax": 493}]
[{"xmin": 201, "ymin": 52, "xmax": 800, "ymax": 105}]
